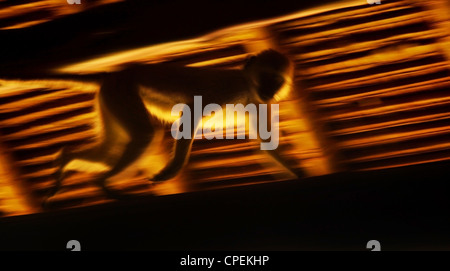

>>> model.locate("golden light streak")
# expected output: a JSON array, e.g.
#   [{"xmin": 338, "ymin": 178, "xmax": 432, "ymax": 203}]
[
  {"xmin": 0, "ymin": 0, "xmax": 124, "ymax": 30},
  {"xmin": 0, "ymin": 152, "xmax": 33, "ymax": 216},
  {"xmin": 56, "ymin": 0, "xmax": 366, "ymax": 74}
]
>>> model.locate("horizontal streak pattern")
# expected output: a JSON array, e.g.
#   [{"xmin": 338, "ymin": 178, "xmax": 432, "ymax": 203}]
[{"xmin": 272, "ymin": 0, "xmax": 450, "ymax": 171}]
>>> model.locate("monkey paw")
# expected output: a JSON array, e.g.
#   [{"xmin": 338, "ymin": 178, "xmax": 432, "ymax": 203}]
[
  {"xmin": 292, "ymin": 168, "xmax": 306, "ymax": 179},
  {"xmin": 149, "ymin": 167, "xmax": 180, "ymax": 183}
]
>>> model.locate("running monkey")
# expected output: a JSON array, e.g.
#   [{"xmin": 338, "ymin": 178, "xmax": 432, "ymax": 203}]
[{"xmin": 2, "ymin": 49, "xmax": 304, "ymax": 201}]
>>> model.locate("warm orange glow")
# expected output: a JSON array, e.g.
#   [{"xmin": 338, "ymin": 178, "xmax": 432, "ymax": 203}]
[
  {"xmin": 0, "ymin": 151, "xmax": 33, "ymax": 216},
  {"xmin": 0, "ymin": 0, "xmax": 123, "ymax": 30},
  {"xmin": 1, "ymin": 0, "xmax": 449, "ymax": 216}
]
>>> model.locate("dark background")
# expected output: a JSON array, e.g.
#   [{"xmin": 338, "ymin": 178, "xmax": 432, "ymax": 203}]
[
  {"xmin": 0, "ymin": 0, "xmax": 341, "ymax": 70},
  {"xmin": 1, "ymin": 160, "xmax": 450, "ymax": 251}
]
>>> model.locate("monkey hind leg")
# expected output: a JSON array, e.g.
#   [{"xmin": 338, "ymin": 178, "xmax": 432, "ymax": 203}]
[
  {"xmin": 44, "ymin": 99, "xmax": 124, "ymax": 208},
  {"xmin": 93, "ymin": 81, "xmax": 155, "ymax": 199},
  {"xmin": 43, "ymin": 147, "xmax": 71, "ymax": 209},
  {"xmin": 93, "ymin": 141, "xmax": 151, "ymax": 199}
]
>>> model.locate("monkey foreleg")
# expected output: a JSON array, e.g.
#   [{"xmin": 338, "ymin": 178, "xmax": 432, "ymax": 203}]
[
  {"xmin": 264, "ymin": 148, "xmax": 306, "ymax": 179},
  {"xmin": 151, "ymin": 137, "xmax": 194, "ymax": 182}
]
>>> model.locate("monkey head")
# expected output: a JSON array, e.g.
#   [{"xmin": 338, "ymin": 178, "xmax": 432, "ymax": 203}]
[{"xmin": 244, "ymin": 49, "xmax": 294, "ymax": 102}]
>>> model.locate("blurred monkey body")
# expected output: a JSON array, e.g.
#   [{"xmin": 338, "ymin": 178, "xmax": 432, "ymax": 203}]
[{"xmin": 2, "ymin": 49, "xmax": 302, "ymax": 203}]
